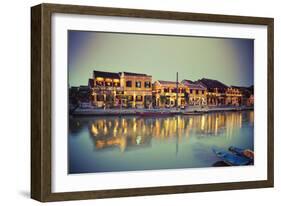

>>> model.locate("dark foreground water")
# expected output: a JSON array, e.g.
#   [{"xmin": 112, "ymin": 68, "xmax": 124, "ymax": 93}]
[{"xmin": 68, "ymin": 111, "xmax": 254, "ymax": 174}]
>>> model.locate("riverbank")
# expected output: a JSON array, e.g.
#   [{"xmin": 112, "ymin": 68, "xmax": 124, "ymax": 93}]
[{"xmin": 71, "ymin": 105, "xmax": 254, "ymax": 116}]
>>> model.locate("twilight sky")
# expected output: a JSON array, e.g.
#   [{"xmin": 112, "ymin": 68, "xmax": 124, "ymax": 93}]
[{"xmin": 68, "ymin": 30, "xmax": 254, "ymax": 87}]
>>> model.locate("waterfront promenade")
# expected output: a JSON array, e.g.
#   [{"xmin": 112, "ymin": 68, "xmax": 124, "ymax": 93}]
[{"xmin": 71, "ymin": 105, "xmax": 253, "ymax": 116}]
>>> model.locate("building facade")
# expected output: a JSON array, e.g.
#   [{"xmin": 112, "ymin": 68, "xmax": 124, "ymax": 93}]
[
  {"xmin": 84, "ymin": 70, "xmax": 251, "ymax": 109},
  {"xmin": 195, "ymin": 78, "xmax": 228, "ymax": 106},
  {"xmin": 181, "ymin": 80, "xmax": 207, "ymax": 106},
  {"xmin": 89, "ymin": 70, "xmax": 122, "ymax": 108},
  {"xmin": 120, "ymin": 72, "xmax": 152, "ymax": 108},
  {"xmin": 225, "ymin": 87, "xmax": 243, "ymax": 106},
  {"xmin": 89, "ymin": 70, "xmax": 153, "ymax": 108},
  {"xmin": 196, "ymin": 78, "xmax": 243, "ymax": 106},
  {"xmin": 231, "ymin": 85, "xmax": 254, "ymax": 106},
  {"xmin": 153, "ymin": 80, "xmax": 186, "ymax": 108}
]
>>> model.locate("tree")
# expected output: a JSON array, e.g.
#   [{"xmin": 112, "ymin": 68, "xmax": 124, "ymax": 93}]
[
  {"xmin": 160, "ymin": 95, "xmax": 167, "ymax": 107},
  {"xmin": 144, "ymin": 95, "xmax": 152, "ymax": 108},
  {"xmin": 184, "ymin": 91, "xmax": 189, "ymax": 106},
  {"xmin": 105, "ymin": 94, "xmax": 114, "ymax": 108},
  {"xmin": 152, "ymin": 96, "xmax": 157, "ymax": 108}
]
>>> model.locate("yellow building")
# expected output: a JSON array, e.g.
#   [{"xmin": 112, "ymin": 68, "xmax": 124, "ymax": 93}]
[
  {"xmin": 89, "ymin": 70, "xmax": 153, "ymax": 108},
  {"xmin": 194, "ymin": 78, "xmax": 245, "ymax": 106},
  {"xmin": 231, "ymin": 86, "xmax": 254, "ymax": 106},
  {"xmin": 196, "ymin": 78, "xmax": 229, "ymax": 106},
  {"xmin": 153, "ymin": 80, "xmax": 186, "ymax": 108},
  {"xmin": 88, "ymin": 71, "xmax": 246, "ymax": 108},
  {"xmin": 89, "ymin": 70, "xmax": 122, "ymax": 108},
  {"xmin": 120, "ymin": 72, "xmax": 152, "ymax": 108},
  {"xmin": 225, "ymin": 87, "xmax": 243, "ymax": 106},
  {"xmin": 181, "ymin": 80, "xmax": 207, "ymax": 106}
]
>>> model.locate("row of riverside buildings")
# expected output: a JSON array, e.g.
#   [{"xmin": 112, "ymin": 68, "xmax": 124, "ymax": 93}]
[{"xmin": 69, "ymin": 70, "xmax": 254, "ymax": 109}]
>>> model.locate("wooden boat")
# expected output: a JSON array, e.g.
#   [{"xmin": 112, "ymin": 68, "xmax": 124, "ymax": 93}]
[
  {"xmin": 212, "ymin": 148, "xmax": 252, "ymax": 166},
  {"xmin": 229, "ymin": 146, "xmax": 254, "ymax": 160}
]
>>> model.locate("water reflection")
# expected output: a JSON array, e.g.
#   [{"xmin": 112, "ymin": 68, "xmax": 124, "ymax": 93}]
[
  {"xmin": 70, "ymin": 111, "xmax": 254, "ymax": 152},
  {"xmin": 68, "ymin": 111, "xmax": 254, "ymax": 173}
]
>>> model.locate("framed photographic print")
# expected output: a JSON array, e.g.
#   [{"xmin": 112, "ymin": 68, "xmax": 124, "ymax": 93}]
[{"xmin": 31, "ymin": 3, "xmax": 274, "ymax": 202}]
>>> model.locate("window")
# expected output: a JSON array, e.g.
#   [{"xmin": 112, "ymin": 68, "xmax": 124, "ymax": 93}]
[
  {"xmin": 106, "ymin": 95, "xmax": 113, "ymax": 101},
  {"xmin": 172, "ymin": 88, "xmax": 177, "ymax": 93},
  {"xmin": 164, "ymin": 88, "xmax": 169, "ymax": 93},
  {"xmin": 113, "ymin": 82, "xmax": 120, "ymax": 87},
  {"xmin": 136, "ymin": 81, "xmax": 142, "ymax": 88},
  {"xmin": 190, "ymin": 89, "xmax": 193, "ymax": 94},
  {"xmin": 96, "ymin": 81, "xmax": 104, "ymax": 86},
  {"xmin": 127, "ymin": 95, "xmax": 134, "ymax": 101},
  {"xmin": 116, "ymin": 91, "xmax": 124, "ymax": 95},
  {"xmin": 196, "ymin": 90, "xmax": 199, "ymax": 94},
  {"xmin": 105, "ymin": 81, "xmax": 112, "ymax": 87},
  {"xmin": 97, "ymin": 95, "xmax": 104, "ymax": 101},
  {"xmin": 144, "ymin": 81, "xmax": 151, "ymax": 88},
  {"xmin": 179, "ymin": 88, "xmax": 182, "ymax": 93},
  {"xmin": 136, "ymin": 95, "xmax": 143, "ymax": 102},
  {"xmin": 126, "ymin": 81, "xmax": 132, "ymax": 87}
]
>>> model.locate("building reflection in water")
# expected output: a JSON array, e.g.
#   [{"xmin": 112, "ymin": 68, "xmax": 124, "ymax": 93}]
[{"xmin": 70, "ymin": 111, "xmax": 254, "ymax": 152}]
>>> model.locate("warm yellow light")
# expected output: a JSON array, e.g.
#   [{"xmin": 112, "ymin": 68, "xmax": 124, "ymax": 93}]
[
  {"xmin": 119, "ymin": 137, "xmax": 127, "ymax": 152},
  {"xmin": 201, "ymin": 116, "xmax": 205, "ymax": 130},
  {"xmin": 91, "ymin": 124, "xmax": 98, "ymax": 136},
  {"xmin": 96, "ymin": 77, "xmax": 104, "ymax": 81},
  {"xmin": 113, "ymin": 127, "xmax": 117, "ymax": 136},
  {"xmin": 103, "ymin": 126, "xmax": 108, "ymax": 134}
]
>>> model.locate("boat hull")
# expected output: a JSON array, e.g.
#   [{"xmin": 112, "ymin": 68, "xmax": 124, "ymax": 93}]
[
  {"xmin": 212, "ymin": 148, "xmax": 252, "ymax": 166},
  {"xmin": 229, "ymin": 146, "xmax": 254, "ymax": 160}
]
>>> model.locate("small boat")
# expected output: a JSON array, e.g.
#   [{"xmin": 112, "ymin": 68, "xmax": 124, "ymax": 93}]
[
  {"xmin": 183, "ymin": 110, "xmax": 206, "ymax": 115},
  {"xmin": 212, "ymin": 148, "xmax": 252, "ymax": 166},
  {"xmin": 229, "ymin": 146, "xmax": 254, "ymax": 160}
]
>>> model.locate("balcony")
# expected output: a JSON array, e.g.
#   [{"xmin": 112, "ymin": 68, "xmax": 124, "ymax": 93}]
[{"xmin": 93, "ymin": 86, "xmax": 124, "ymax": 92}]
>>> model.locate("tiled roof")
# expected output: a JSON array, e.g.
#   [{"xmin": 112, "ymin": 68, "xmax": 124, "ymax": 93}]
[
  {"xmin": 182, "ymin": 79, "xmax": 206, "ymax": 90},
  {"xmin": 231, "ymin": 85, "xmax": 254, "ymax": 97},
  {"xmin": 182, "ymin": 79, "xmax": 195, "ymax": 84},
  {"xmin": 120, "ymin": 72, "xmax": 151, "ymax": 77},
  {"xmin": 93, "ymin": 70, "xmax": 120, "ymax": 79},
  {"xmin": 158, "ymin": 80, "xmax": 177, "ymax": 85},
  {"xmin": 196, "ymin": 78, "xmax": 228, "ymax": 89},
  {"xmin": 156, "ymin": 80, "xmax": 184, "ymax": 87}
]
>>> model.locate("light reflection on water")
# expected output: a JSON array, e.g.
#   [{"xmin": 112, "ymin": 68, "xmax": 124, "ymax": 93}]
[{"xmin": 68, "ymin": 111, "xmax": 254, "ymax": 174}]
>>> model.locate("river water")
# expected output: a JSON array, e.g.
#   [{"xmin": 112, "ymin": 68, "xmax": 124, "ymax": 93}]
[{"xmin": 68, "ymin": 111, "xmax": 254, "ymax": 174}]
